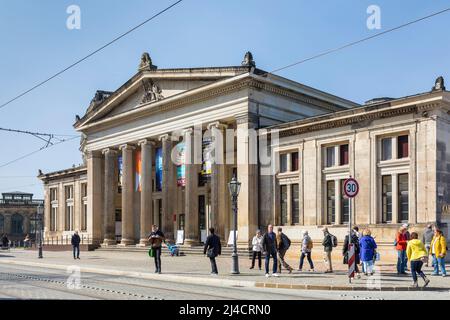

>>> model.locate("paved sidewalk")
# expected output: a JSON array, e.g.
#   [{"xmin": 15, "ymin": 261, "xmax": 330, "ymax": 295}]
[{"xmin": 1, "ymin": 249, "xmax": 449, "ymax": 291}]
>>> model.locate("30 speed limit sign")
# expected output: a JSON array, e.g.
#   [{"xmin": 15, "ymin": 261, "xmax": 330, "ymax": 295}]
[{"xmin": 343, "ymin": 178, "xmax": 359, "ymax": 198}]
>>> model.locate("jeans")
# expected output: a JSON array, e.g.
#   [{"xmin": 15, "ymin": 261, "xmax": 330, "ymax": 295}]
[
  {"xmin": 323, "ymin": 251, "xmax": 333, "ymax": 271},
  {"xmin": 153, "ymin": 247, "xmax": 162, "ymax": 272},
  {"xmin": 411, "ymin": 260, "xmax": 426, "ymax": 282},
  {"xmin": 210, "ymin": 257, "xmax": 218, "ymax": 274},
  {"xmin": 277, "ymin": 248, "xmax": 293, "ymax": 272},
  {"xmin": 362, "ymin": 260, "xmax": 374, "ymax": 274},
  {"xmin": 397, "ymin": 250, "xmax": 406, "ymax": 273},
  {"xmin": 251, "ymin": 251, "xmax": 262, "ymax": 268},
  {"xmin": 73, "ymin": 245, "xmax": 80, "ymax": 258},
  {"xmin": 432, "ymin": 254, "xmax": 447, "ymax": 275},
  {"xmin": 299, "ymin": 252, "xmax": 314, "ymax": 270},
  {"xmin": 265, "ymin": 250, "xmax": 278, "ymax": 274}
]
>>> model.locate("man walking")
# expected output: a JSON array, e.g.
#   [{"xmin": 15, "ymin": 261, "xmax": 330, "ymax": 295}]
[
  {"xmin": 262, "ymin": 224, "xmax": 279, "ymax": 278},
  {"xmin": 276, "ymin": 227, "xmax": 293, "ymax": 273},
  {"xmin": 204, "ymin": 228, "xmax": 221, "ymax": 275},
  {"xmin": 148, "ymin": 225, "xmax": 165, "ymax": 274},
  {"xmin": 322, "ymin": 228, "xmax": 335, "ymax": 273},
  {"xmin": 71, "ymin": 231, "xmax": 81, "ymax": 260},
  {"xmin": 422, "ymin": 224, "xmax": 434, "ymax": 267}
]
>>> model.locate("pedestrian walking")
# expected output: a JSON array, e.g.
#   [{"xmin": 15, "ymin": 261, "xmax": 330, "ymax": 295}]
[
  {"xmin": 422, "ymin": 224, "xmax": 434, "ymax": 267},
  {"xmin": 403, "ymin": 223, "xmax": 411, "ymax": 271},
  {"xmin": 203, "ymin": 228, "xmax": 221, "ymax": 275},
  {"xmin": 262, "ymin": 224, "xmax": 279, "ymax": 277},
  {"xmin": 396, "ymin": 226, "xmax": 408, "ymax": 275},
  {"xmin": 250, "ymin": 230, "xmax": 263, "ymax": 270},
  {"xmin": 322, "ymin": 227, "xmax": 336, "ymax": 273},
  {"xmin": 406, "ymin": 232, "xmax": 430, "ymax": 288},
  {"xmin": 71, "ymin": 230, "xmax": 81, "ymax": 260},
  {"xmin": 359, "ymin": 229, "xmax": 377, "ymax": 276},
  {"xmin": 148, "ymin": 224, "xmax": 165, "ymax": 274},
  {"xmin": 343, "ymin": 229, "xmax": 361, "ymax": 279},
  {"xmin": 1, "ymin": 234, "xmax": 9, "ymax": 249},
  {"xmin": 276, "ymin": 227, "xmax": 293, "ymax": 274},
  {"xmin": 430, "ymin": 228, "xmax": 447, "ymax": 277},
  {"xmin": 24, "ymin": 234, "xmax": 31, "ymax": 249},
  {"xmin": 298, "ymin": 230, "xmax": 314, "ymax": 272}
]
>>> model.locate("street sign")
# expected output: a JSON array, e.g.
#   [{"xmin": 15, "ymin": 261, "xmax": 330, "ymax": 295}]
[{"xmin": 344, "ymin": 178, "xmax": 359, "ymax": 198}]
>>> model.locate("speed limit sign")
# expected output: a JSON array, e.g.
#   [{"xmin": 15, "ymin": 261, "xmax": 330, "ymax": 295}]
[{"xmin": 343, "ymin": 178, "xmax": 359, "ymax": 198}]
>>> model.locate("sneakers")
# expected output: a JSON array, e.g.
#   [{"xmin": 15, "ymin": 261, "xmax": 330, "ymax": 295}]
[
  {"xmin": 411, "ymin": 281, "xmax": 418, "ymax": 289},
  {"xmin": 272, "ymin": 273, "xmax": 280, "ymax": 277},
  {"xmin": 265, "ymin": 273, "xmax": 270, "ymax": 278},
  {"xmin": 443, "ymin": 274, "xmax": 447, "ymax": 277},
  {"xmin": 424, "ymin": 278, "xmax": 430, "ymax": 287}
]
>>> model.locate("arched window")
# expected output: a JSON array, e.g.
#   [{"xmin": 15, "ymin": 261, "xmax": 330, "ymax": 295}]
[
  {"xmin": 0, "ymin": 214, "xmax": 4, "ymax": 234},
  {"xmin": 11, "ymin": 214, "xmax": 24, "ymax": 234}
]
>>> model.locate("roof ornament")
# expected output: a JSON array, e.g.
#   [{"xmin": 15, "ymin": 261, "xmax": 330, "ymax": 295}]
[
  {"xmin": 139, "ymin": 52, "xmax": 158, "ymax": 71},
  {"xmin": 241, "ymin": 51, "xmax": 256, "ymax": 68},
  {"xmin": 432, "ymin": 76, "xmax": 445, "ymax": 91}
]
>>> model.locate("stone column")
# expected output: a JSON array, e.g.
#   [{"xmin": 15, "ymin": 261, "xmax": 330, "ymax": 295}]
[
  {"xmin": 183, "ymin": 128, "xmax": 199, "ymax": 245},
  {"xmin": 160, "ymin": 134, "xmax": 175, "ymax": 240},
  {"xmin": 86, "ymin": 150, "xmax": 104, "ymax": 244},
  {"xmin": 208, "ymin": 122, "xmax": 228, "ymax": 240},
  {"xmin": 102, "ymin": 148, "xmax": 118, "ymax": 245},
  {"xmin": 138, "ymin": 139, "xmax": 154, "ymax": 246},
  {"xmin": 236, "ymin": 113, "xmax": 259, "ymax": 247},
  {"xmin": 119, "ymin": 144, "xmax": 135, "ymax": 246}
]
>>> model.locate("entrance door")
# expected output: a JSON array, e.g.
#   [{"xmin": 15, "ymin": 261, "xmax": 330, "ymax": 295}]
[{"xmin": 199, "ymin": 195, "xmax": 206, "ymax": 243}]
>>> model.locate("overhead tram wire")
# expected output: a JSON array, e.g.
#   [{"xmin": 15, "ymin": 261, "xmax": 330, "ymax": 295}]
[
  {"xmin": 268, "ymin": 7, "xmax": 450, "ymax": 75},
  {"xmin": 0, "ymin": 0, "xmax": 184, "ymax": 111}
]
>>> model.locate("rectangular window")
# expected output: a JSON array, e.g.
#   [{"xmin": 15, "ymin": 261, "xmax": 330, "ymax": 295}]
[
  {"xmin": 82, "ymin": 203, "xmax": 87, "ymax": 231},
  {"xmin": 65, "ymin": 186, "xmax": 73, "ymax": 200},
  {"xmin": 65, "ymin": 205, "xmax": 73, "ymax": 231},
  {"xmin": 81, "ymin": 183, "xmax": 87, "ymax": 198},
  {"xmin": 381, "ymin": 138, "xmax": 392, "ymax": 161},
  {"xmin": 382, "ymin": 175, "xmax": 392, "ymax": 223},
  {"xmin": 341, "ymin": 180, "xmax": 349, "ymax": 223},
  {"xmin": 339, "ymin": 144, "xmax": 349, "ymax": 166},
  {"xmin": 398, "ymin": 135, "xmax": 409, "ymax": 158},
  {"xmin": 291, "ymin": 152, "xmax": 299, "ymax": 171},
  {"xmin": 291, "ymin": 184, "xmax": 299, "ymax": 224},
  {"xmin": 50, "ymin": 188, "xmax": 58, "ymax": 202},
  {"xmin": 51, "ymin": 207, "xmax": 57, "ymax": 231},
  {"xmin": 326, "ymin": 147, "xmax": 335, "ymax": 168},
  {"xmin": 398, "ymin": 174, "xmax": 409, "ymax": 222},
  {"xmin": 280, "ymin": 185, "xmax": 288, "ymax": 225},
  {"xmin": 280, "ymin": 154, "xmax": 288, "ymax": 173},
  {"xmin": 327, "ymin": 181, "xmax": 335, "ymax": 224}
]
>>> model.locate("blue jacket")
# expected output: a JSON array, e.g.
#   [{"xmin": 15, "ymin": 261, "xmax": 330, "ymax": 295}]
[{"xmin": 359, "ymin": 236, "xmax": 377, "ymax": 262}]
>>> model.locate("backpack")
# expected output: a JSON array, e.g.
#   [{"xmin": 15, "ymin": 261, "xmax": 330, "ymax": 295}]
[
  {"xmin": 307, "ymin": 239, "xmax": 313, "ymax": 249},
  {"xmin": 331, "ymin": 234, "xmax": 338, "ymax": 247},
  {"xmin": 282, "ymin": 234, "xmax": 291, "ymax": 250}
]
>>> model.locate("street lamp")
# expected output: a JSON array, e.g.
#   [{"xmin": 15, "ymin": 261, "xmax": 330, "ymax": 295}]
[
  {"xmin": 37, "ymin": 204, "xmax": 43, "ymax": 259},
  {"xmin": 228, "ymin": 176, "xmax": 241, "ymax": 275}
]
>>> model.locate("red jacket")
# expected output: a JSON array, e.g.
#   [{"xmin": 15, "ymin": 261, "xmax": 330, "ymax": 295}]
[{"xmin": 396, "ymin": 232, "xmax": 408, "ymax": 251}]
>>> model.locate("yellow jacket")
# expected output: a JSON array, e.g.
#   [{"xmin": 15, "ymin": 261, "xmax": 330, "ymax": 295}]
[
  {"xmin": 406, "ymin": 239, "xmax": 427, "ymax": 261},
  {"xmin": 430, "ymin": 235, "xmax": 447, "ymax": 257}
]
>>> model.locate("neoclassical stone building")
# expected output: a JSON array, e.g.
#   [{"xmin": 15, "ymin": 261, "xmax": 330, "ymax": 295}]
[{"xmin": 39, "ymin": 52, "xmax": 450, "ymax": 256}]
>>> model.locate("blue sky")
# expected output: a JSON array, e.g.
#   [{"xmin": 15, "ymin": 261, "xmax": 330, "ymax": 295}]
[{"xmin": 0, "ymin": 0, "xmax": 449, "ymax": 198}]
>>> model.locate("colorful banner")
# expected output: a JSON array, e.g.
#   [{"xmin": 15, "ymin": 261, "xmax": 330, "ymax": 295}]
[
  {"xmin": 118, "ymin": 156, "xmax": 123, "ymax": 187},
  {"xmin": 201, "ymin": 136, "xmax": 213, "ymax": 179},
  {"xmin": 175, "ymin": 142, "xmax": 186, "ymax": 187},
  {"xmin": 135, "ymin": 149, "xmax": 142, "ymax": 192},
  {"xmin": 155, "ymin": 147, "xmax": 163, "ymax": 192}
]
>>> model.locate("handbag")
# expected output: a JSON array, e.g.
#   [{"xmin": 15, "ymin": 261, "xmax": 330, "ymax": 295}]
[
  {"xmin": 207, "ymin": 248, "xmax": 216, "ymax": 258},
  {"xmin": 148, "ymin": 248, "xmax": 155, "ymax": 258}
]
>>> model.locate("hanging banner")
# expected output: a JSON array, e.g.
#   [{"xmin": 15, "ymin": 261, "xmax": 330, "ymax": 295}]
[
  {"xmin": 155, "ymin": 147, "xmax": 163, "ymax": 192},
  {"xmin": 201, "ymin": 136, "xmax": 213, "ymax": 180},
  {"xmin": 135, "ymin": 149, "xmax": 142, "ymax": 192},
  {"xmin": 118, "ymin": 155, "xmax": 123, "ymax": 188},
  {"xmin": 175, "ymin": 142, "xmax": 185, "ymax": 187}
]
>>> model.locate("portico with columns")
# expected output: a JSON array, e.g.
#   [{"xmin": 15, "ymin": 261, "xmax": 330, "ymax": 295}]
[{"xmin": 73, "ymin": 52, "xmax": 356, "ymax": 247}]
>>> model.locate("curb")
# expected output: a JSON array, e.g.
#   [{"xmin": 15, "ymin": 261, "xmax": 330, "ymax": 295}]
[
  {"xmin": 0, "ymin": 259, "xmax": 255, "ymax": 289},
  {"xmin": 255, "ymin": 282, "xmax": 450, "ymax": 291}
]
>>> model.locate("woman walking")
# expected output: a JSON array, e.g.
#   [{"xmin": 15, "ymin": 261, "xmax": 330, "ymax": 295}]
[
  {"xmin": 250, "ymin": 230, "xmax": 263, "ymax": 270},
  {"xmin": 298, "ymin": 230, "xmax": 314, "ymax": 272},
  {"xmin": 406, "ymin": 232, "xmax": 430, "ymax": 288},
  {"xmin": 359, "ymin": 229, "xmax": 377, "ymax": 276},
  {"xmin": 430, "ymin": 229, "xmax": 447, "ymax": 277}
]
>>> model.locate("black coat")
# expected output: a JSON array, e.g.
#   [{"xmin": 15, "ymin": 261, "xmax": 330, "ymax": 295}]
[
  {"xmin": 204, "ymin": 234, "xmax": 221, "ymax": 257},
  {"xmin": 262, "ymin": 232, "xmax": 277, "ymax": 253},
  {"xmin": 343, "ymin": 233, "xmax": 360, "ymax": 265},
  {"xmin": 1, "ymin": 236, "xmax": 8, "ymax": 247},
  {"xmin": 71, "ymin": 234, "xmax": 81, "ymax": 246}
]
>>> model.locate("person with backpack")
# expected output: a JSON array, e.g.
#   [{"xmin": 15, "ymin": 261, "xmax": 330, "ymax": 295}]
[
  {"xmin": 422, "ymin": 224, "xmax": 434, "ymax": 267},
  {"xmin": 250, "ymin": 230, "xmax": 263, "ymax": 270},
  {"xmin": 406, "ymin": 232, "xmax": 430, "ymax": 288},
  {"xmin": 322, "ymin": 227, "xmax": 336, "ymax": 273},
  {"xmin": 430, "ymin": 228, "xmax": 447, "ymax": 277},
  {"xmin": 262, "ymin": 224, "xmax": 279, "ymax": 277},
  {"xmin": 396, "ymin": 226, "xmax": 409, "ymax": 275},
  {"xmin": 203, "ymin": 227, "xmax": 221, "ymax": 275},
  {"xmin": 276, "ymin": 227, "xmax": 293, "ymax": 274},
  {"xmin": 148, "ymin": 224, "xmax": 165, "ymax": 274},
  {"xmin": 360, "ymin": 228, "xmax": 377, "ymax": 276},
  {"xmin": 298, "ymin": 230, "xmax": 314, "ymax": 272},
  {"xmin": 343, "ymin": 229, "xmax": 361, "ymax": 279}
]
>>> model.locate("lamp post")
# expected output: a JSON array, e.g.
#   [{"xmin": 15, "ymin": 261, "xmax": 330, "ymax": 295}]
[
  {"xmin": 228, "ymin": 176, "xmax": 241, "ymax": 275},
  {"xmin": 37, "ymin": 204, "xmax": 43, "ymax": 259}
]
